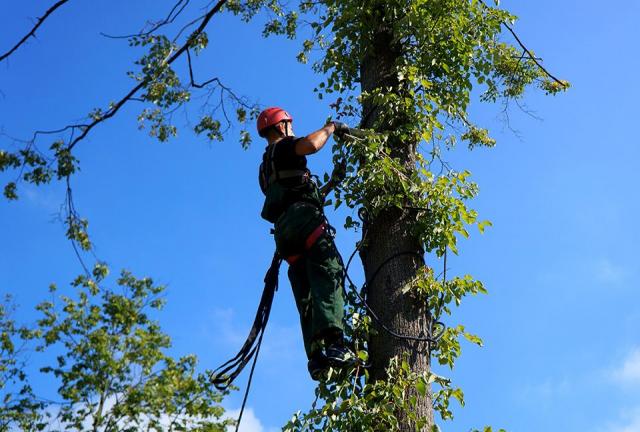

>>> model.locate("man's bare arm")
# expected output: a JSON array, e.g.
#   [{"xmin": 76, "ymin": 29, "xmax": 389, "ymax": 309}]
[{"xmin": 295, "ymin": 123, "xmax": 336, "ymax": 156}]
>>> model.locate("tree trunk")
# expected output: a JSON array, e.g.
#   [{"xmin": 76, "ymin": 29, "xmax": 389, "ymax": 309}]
[{"xmin": 359, "ymin": 17, "xmax": 434, "ymax": 432}]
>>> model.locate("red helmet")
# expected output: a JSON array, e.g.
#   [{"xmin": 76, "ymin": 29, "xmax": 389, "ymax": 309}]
[{"xmin": 257, "ymin": 107, "xmax": 293, "ymax": 137}]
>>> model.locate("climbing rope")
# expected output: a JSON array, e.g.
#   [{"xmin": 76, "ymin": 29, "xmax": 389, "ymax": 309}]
[
  {"xmin": 340, "ymin": 207, "xmax": 446, "ymax": 345},
  {"xmin": 213, "ymin": 126, "xmax": 448, "ymax": 429},
  {"xmin": 211, "ymin": 209, "xmax": 448, "ymax": 430}
]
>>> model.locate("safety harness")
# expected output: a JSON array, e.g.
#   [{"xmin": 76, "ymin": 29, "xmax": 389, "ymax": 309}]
[
  {"xmin": 283, "ymin": 221, "xmax": 328, "ymax": 265},
  {"xmin": 259, "ymin": 138, "xmax": 328, "ymax": 265},
  {"xmin": 259, "ymin": 140, "xmax": 309, "ymax": 194}
]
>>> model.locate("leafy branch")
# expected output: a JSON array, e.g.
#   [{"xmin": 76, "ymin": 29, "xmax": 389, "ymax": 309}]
[
  {"xmin": 67, "ymin": 0, "xmax": 228, "ymax": 152},
  {"xmin": 477, "ymin": 0, "xmax": 569, "ymax": 90}
]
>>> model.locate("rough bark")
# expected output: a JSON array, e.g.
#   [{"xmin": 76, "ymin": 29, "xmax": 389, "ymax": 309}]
[{"xmin": 359, "ymin": 17, "xmax": 434, "ymax": 432}]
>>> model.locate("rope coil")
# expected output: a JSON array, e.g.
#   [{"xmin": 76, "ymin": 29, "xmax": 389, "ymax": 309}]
[{"xmin": 341, "ymin": 207, "xmax": 446, "ymax": 345}]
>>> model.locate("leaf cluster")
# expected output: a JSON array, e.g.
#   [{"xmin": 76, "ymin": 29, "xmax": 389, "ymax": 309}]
[{"xmin": 0, "ymin": 298, "xmax": 46, "ymax": 431}]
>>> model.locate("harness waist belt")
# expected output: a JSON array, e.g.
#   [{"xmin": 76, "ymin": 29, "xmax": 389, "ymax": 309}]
[
  {"xmin": 268, "ymin": 169, "xmax": 308, "ymax": 184},
  {"xmin": 285, "ymin": 222, "xmax": 328, "ymax": 265}
]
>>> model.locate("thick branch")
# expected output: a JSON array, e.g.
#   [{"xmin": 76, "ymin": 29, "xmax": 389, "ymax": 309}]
[{"xmin": 0, "ymin": 0, "xmax": 71, "ymax": 63}]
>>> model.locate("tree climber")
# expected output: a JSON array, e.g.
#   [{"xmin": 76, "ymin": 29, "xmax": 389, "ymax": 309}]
[{"xmin": 257, "ymin": 107, "xmax": 352, "ymax": 380}]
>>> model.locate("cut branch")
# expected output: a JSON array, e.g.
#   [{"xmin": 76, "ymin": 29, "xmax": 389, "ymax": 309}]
[{"xmin": 0, "ymin": 0, "xmax": 71, "ymax": 63}]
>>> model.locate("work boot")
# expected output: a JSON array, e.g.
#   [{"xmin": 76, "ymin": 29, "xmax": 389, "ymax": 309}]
[
  {"xmin": 307, "ymin": 351, "xmax": 328, "ymax": 381},
  {"xmin": 325, "ymin": 341, "xmax": 355, "ymax": 368}
]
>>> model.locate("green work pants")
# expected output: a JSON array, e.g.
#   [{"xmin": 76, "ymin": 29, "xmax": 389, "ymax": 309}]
[
  {"xmin": 274, "ymin": 202, "xmax": 345, "ymax": 359},
  {"xmin": 287, "ymin": 235, "xmax": 345, "ymax": 358}
]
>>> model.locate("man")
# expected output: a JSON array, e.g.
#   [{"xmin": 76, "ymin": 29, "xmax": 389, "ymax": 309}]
[{"xmin": 257, "ymin": 106, "xmax": 352, "ymax": 380}]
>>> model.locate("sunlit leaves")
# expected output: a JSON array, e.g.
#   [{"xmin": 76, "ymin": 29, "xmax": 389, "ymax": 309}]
[
  {"xmin": 462, "ymin": 126, "xmax": 496, "ymax": 149},
  {"xmin": 194, "ymin": 115, "xmax": 223, "ymax": 142},
  {"xmin": 127, "ymin": 35, "xmax": 190, "ymax": 143},
  {"xmin": 138, "ymin": 108, "xmax": 178, "ymax": 142},
  {"xmin": 0, "ymin": 298, "xmax": 46, "ymax": 430},
  {"xmin": 188, "ymin": 31, "xmax": 209, "ymax": 54},
  {"xmin": 0, "ymin": 150, "xmax": 21, "ymax": 172},
  {"xmin": 283, "ymin": 356, "xmax": 432, "ymax": 431},
  {"xmin": 27, "ymin": 265, "xmax": 233, "ymax": 431},
  {"xmin": 541, "ymin": 78, "xmax": 571, "ymax": 95},
  {"xmin": 65, "ymin": 216, "xmax": 91, "ymax": 251}
]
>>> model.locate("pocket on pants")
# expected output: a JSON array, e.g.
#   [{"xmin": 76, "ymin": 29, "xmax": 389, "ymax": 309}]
[{"xmin": 274, "ymin": 202, "xmax": 323, "ymax": 256}]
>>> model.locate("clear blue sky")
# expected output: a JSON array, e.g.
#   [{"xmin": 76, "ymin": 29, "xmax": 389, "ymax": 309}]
[{"xmin": 1, "ymin": 1, "xmax": 638, "ymax": 431}]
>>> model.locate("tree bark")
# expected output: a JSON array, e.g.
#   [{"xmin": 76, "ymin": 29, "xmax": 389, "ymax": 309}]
[{"xmin": 359, "ymin": 16, "xmax": 434, "ymax": 432}]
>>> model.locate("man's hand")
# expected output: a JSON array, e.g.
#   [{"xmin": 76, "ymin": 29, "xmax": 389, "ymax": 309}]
[
  {"xmin": 331, "ymin": 159, "xmax": 347, "ymax": 181},
  {"xmin": 332, "ymin": 121, "xmax": 350, "ymax": 137},
  {"xmin": 320, "ymin": 159, "xmax": 347, "ymax": 199}
]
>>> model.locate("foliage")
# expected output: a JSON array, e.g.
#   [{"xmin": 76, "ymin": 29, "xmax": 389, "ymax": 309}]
[
  {"xmin": 0, "ymin": 266, "xmax": 232, "ymax": 432},
  {"xmin": 283, "ymin": 356, "xmax": 432, "ymax": 431},
  {"xmin": 0, "ymin": 298, "xmax": 45, "ymax": 431}
]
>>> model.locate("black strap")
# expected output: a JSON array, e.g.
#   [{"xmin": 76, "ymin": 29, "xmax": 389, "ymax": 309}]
[
  {"xmin": 209, "ymin": 253, "xmax": 282, "ymax": 390},
  {"xmin": 269, "ymin": 141, "xmax": 279, "ymax": 182}
]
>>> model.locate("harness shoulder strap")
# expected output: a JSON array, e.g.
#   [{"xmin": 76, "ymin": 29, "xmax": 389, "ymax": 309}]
[
  {"xmin": 269, "ymin": 142, "xmax": 279, "ymax": 182},
  {"xmin": 263, "ymin": 141, "xmax": 308, "ymax": 187}
]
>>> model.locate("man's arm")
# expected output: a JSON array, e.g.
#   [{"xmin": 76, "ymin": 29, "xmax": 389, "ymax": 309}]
[{"xmin": 294, "ymin": 123, "xmax": 336, "ymax": 156}]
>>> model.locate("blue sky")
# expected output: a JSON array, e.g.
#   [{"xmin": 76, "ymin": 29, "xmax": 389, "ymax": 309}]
[{"xmin": 1, "ymin": 1, "xmax": 638, "ymax": 431}]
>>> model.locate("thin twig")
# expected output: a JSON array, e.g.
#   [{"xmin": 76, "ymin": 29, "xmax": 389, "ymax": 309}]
[
  {"xmin": 186, "ymin": 48, "xmax": 220, "ymax": 89},
  {"xmin": 100, "ymin": 0, "xmax": 191, "ymax": 40},
  {"xmin": 502, "ymin": 21, "xmax": 567, "ymax": 86},
  {"xmin": 0, "ymin": 0, "xmax": 71, "ymax": 63}
]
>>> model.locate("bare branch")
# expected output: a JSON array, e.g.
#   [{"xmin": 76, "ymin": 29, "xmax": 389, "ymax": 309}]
[
  {"xmin": 64, "ymin": 177, "xmax": 92, "ymax": 278},
  {"xmin": 172, "ymin": 13, "xmax": 207, "ymax": 43},
  {"xmin": 100, "ymin": 0, "xmax": 191, "ymax": 40},
  {"xmin": 186, "ymin": 48, "xmax": 221, "ymax": 89},
  {"xmin": 0, "ymin": 0, "xmax": 71, "ymax": 63}
]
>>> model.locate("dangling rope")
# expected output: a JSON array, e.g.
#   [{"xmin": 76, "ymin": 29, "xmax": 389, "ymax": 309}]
[{"xmin": 209, "ymin": 252, "xmax": 282, "ymax": 431}]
